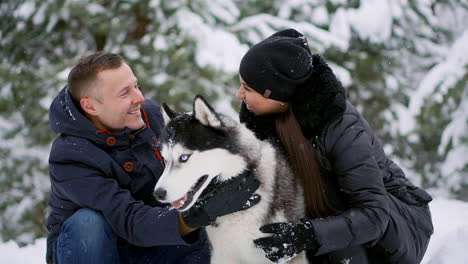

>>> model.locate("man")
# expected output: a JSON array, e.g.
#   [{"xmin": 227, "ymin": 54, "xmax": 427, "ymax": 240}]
[{"xmin": 46, "ymin": 52, "xmax": 260, "ymax": 263}]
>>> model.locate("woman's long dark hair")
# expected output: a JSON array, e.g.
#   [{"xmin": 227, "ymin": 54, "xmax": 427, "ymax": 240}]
[{"xmin": 276, "ymin": 107, "xmax": 335, "ymax": 218}]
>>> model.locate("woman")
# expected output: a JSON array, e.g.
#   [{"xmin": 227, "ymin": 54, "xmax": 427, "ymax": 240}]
[{"xmin": 236, "ymin": 28, "xmax": 433, "ymax": 264}]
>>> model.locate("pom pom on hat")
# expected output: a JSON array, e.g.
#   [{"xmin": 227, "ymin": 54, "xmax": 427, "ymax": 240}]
[{"xmin": 239, "ymin": 28, "xmax": 313, "ymax": 102}]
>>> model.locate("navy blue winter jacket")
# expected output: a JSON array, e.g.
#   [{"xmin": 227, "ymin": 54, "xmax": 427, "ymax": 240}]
[{"xmin": 45, "ymin": 87, "xmax": 189, "ymax": 262}]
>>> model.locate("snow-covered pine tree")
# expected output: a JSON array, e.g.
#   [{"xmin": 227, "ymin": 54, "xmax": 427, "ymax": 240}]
[
  {"xmin": 0, "ymin": 0, "xmax": 466, "ymax": 245},
  {"xmin": 0, "ymin": 0, "xmax": 246, "ymax": 244},
  {"xmin": 381, "ymin": 0, "xmax": 468, "ymax": 196}
]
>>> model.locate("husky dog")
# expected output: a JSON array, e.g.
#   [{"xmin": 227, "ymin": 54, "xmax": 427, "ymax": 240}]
[{"xmin": 154, "ymin": 95, "xmax": 307, "ymax": 264}]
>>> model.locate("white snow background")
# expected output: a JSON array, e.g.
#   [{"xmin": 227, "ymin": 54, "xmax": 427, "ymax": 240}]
[
  {"xmin": 1, "ymin": 198, "xmax": 467, "ymax": 263},
  {"xmin": 2, "ymin": 0, "xmax": 467, "ymax": 263}
]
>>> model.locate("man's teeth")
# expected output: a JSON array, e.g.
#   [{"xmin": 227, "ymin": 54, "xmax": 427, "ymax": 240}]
[{"xmin": 129, "ymin": 110, "xmax": 139, "ymax": 114}]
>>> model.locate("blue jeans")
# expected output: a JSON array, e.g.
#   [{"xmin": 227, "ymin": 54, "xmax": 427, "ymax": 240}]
[{"xmin": 54, "ymin": 208, "xmax": 210, "ymax": 264}]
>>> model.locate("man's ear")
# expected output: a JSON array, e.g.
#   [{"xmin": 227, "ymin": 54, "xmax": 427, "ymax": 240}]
[{"xmin": 80, "ymin": 97, "xmax": 98, "ymax": 116}]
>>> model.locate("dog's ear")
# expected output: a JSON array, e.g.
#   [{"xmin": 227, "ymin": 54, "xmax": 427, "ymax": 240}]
[
  {"xmin": 161, "ymin": 103, "xmax": 177, "ymax": 125},
  {"xmin": 193, "ymin": 95, "xmax": 223, "ymax": 128}
]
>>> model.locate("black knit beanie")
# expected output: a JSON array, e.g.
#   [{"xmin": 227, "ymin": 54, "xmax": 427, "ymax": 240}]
[{"xmin": 239, "ymin": 28, "xmax": 313, "ymax": 102}]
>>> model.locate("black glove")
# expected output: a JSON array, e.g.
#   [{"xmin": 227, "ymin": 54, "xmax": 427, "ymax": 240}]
[
  {"xmin": 393, "ymin": 185, "xmax": 433, "ymax": 206},
  {"xmin": 182, "ymin": 170, "xmax": 261, "ymax": 229},
  {"xmin": 254, "ymin": 219, "xmax": 319, "ymax": 263}
]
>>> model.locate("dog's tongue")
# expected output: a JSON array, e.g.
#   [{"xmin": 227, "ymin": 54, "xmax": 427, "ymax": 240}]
[{"xmin": 172, "ymin": 194, "xmax": 188, "ymax": 209}]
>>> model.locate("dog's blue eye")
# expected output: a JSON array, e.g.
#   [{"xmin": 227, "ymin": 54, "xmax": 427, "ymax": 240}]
[{"xmin": 179, "ymin": 154, "xmax": 190, "ymax": 162}]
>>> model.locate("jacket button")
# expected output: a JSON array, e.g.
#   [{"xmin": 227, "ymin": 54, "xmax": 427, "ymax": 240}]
[
  {"xmin": 123, "ymin": 162, "xmax": 134, "ymax": 172},
  {"xmin": 106, "ymin": 136, "xmax": 116, "ymax": 146}
]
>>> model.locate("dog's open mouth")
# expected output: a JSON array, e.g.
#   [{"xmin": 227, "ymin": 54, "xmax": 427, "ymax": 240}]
[{"xmin": 171, "ymin": 175, "xmax": 219, "ymax": 211}]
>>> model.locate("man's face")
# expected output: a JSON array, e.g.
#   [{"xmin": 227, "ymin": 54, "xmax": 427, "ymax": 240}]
[{"xmin": 85, "ymin": 63, "xmax": 145, "ymax": 132}]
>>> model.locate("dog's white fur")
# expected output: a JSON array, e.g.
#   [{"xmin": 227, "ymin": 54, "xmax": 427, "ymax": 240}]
[{"xmin": 155, "ymin": 96, "xmax": 308, "ymax": 264}]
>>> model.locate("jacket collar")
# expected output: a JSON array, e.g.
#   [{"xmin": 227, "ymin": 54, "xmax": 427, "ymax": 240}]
[{"xmin": 290, "ymin": 54, "xmax": 347, "ymax": 138}]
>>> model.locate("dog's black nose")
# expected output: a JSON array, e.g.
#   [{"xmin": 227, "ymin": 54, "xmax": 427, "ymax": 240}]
[{"xmin": 154, "ymin": 188, "xmax": 167, "ymax": 200}]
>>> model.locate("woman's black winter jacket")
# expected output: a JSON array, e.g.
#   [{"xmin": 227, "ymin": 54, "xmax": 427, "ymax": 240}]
[{"xmin": 239, "ymin": 54, "xmax": 434, "ymax": 264}]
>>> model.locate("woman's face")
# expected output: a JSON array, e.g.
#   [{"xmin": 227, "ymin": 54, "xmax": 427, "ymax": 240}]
[{"xmin": 236, "ymin": 76, "xmax": 289, "ymax": 116}]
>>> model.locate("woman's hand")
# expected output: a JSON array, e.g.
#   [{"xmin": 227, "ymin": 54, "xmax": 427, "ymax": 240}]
[{"xmin": 254, "ymin": 219, "xmax": 319, "ymax": 263}]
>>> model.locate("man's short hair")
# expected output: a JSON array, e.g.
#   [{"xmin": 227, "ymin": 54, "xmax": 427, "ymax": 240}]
[{"xmin": 67, "ymin": 52, "xmax": 125, "ymax": 102}]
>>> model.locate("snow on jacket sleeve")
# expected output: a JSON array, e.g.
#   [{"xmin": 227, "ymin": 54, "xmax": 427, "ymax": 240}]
[
  {"xmin": 49, "ymin": 140, "xmax": 188, "ymax": 247},
  {"xmin": 312, "ymin": 113, "xmax": 389, "ymax": 255}
]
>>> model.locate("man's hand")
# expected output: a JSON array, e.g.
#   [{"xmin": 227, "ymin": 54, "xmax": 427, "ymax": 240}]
[
  {"xmin": 178, "ymin": 214, "xmax": 196, "ymax": 236},
  {"xmin": 182, "ymin": 170, "xmax": 261, "ymax": 229},
  {"xmin": 254, "ymin": 219, "xmax": 319, "ymax": 263}
]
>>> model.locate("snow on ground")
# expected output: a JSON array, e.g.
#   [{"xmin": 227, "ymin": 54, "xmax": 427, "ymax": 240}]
[
  {"xmin": 1, "ymin": 198, "xmax": 467, "ymax": 263},
  {"xmin": 421, "ymin": 198, "xmax": 468, "ymax": 264},
  {"xmin": 0, "ymin": 237, "xmax": 47, "ymax": 263}
]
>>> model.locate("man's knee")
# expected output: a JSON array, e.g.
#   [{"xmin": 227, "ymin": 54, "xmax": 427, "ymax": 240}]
[
  {"xmin": 56, "ymin": 208, "xmax": 119, "ymax": 263},
  {"xmin": 61, "ymin": 208, "xmax": 115, "ymax": 243}
]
